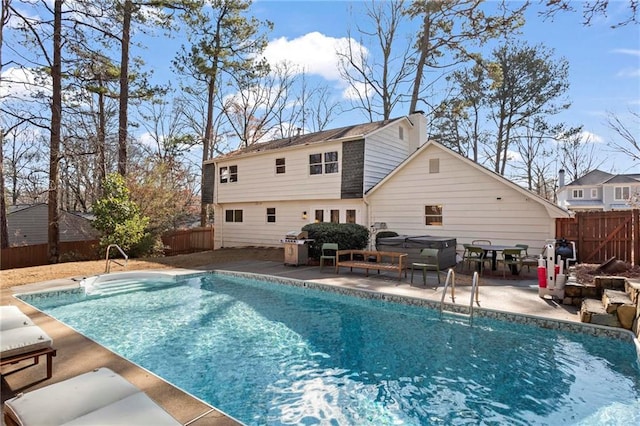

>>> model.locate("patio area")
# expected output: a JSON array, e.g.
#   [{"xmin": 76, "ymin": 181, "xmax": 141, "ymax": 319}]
[{"xmin": 1, "ymin": 260, "xmax": 579, "ymax": 425}]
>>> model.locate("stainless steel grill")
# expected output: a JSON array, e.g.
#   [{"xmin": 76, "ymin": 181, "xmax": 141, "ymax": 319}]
[{"xmin": 281, "ymin": 231, "xmax": 311, "ymax": 266}]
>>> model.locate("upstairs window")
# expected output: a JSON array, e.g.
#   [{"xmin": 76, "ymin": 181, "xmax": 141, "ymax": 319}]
[
  {"xmin": 220, "ymin": 165, "xmax": 238, "ymax": 183},
  {"xmin": 572, "ymin": 189, "xmax": 583, "ymax": 199},
  {"xmin": 309, "ymin": 151, "xmax": 339, "ymax": 175},
  {"xmin": 275, "ymin": 158, "xmax": 285, "ymax": 174},
  {"xmin": 614, "ymin": 186, "xmax": 630, "ymax": 200},
  {"xmin": 590, "ymin": 188, "xmax": 598, "ymax": 198},
  {"xmin": 324, "ymin": 152, "xmax": 339, "ymax": 173},
  {"xmin": 425, "ymin": 205, "xmax": 443, "ymax": 226}
]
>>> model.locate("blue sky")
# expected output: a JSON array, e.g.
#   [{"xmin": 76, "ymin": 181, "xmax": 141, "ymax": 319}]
[
  {"xmin": 247, "ymin": 1, "xmax": 640, "ymax": 175},
  {"xmin": 3, "ymin": 1, "xmax": 639, "ymax": 178}
]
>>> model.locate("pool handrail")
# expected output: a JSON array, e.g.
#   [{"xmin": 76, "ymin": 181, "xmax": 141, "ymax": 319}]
[
  {"xmin": 469, "ymin": 271, "xmax": 480, "ymax": 325},
  {"xmin": 105, "ymin": 244, "xmax": 128, "ymax": 273},
  {"xmin": 439, "ymin": 269, "xmax": 480, "ymax": 325},
  {"xmin": 439, "ymin": 268, "xmax": 456, "ymax": 319}
]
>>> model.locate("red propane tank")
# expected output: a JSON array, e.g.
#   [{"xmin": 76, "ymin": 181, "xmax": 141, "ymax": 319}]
[{"xmin": 538, "ymin": 266, "xmax": 547, "ymax": 288}]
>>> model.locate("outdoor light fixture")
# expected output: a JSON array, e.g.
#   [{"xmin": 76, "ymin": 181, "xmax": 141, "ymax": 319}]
[{"xmin": 302, "ymin": 211, "xmax": 307, "ymax": 220}]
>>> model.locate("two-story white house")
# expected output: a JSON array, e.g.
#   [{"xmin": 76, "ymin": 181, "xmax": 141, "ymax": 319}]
[
  {"xmin": 556, "ymin": 169, "xmax": 640, "ymax": 211},
  {"xmin": 203, "ymin": 112, "xmax": 570, "ymax": 253}
]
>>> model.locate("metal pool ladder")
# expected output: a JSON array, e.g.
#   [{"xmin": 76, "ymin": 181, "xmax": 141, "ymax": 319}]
[
  {"xmin": 105, "ymin": 244, "xmax": 128, "ymax": 273},
  {"xmin": 439, "ymin": 270, "xmax": 480, "ymax": 325}
]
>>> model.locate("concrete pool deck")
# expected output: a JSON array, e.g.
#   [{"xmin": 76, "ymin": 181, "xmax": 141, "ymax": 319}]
[{"xmin": 1, "ymin": 260, "xmax": 580, "ymax": 425}]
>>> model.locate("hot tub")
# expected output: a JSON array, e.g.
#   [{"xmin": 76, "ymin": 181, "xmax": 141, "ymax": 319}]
[{"xmin": 377, "ymin": 235, "xmax": 457, "ymax": 269}]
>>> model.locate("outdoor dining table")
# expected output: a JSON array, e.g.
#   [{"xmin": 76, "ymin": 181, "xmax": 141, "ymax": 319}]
[{"xmin": 473, "ymin": 244, "xmax": 523, "ymax": 274}]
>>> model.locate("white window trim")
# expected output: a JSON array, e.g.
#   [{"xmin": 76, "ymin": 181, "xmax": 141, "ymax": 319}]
[
  {"xmin": 572, "ymin": 189, "xmax": 584, "ymax": 199},
  {"xmin": 614, "ymin": 186, "xmax": 630, "ymax": 201}
]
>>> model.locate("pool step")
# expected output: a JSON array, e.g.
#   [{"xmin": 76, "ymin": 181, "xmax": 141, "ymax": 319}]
[
  {"xmin": 85, "ymin": 279, "xmax": 175, "ymax": 296},
  {"xmin": 440, "ymin": 310, "xmax": 473, "ymax": 325}
]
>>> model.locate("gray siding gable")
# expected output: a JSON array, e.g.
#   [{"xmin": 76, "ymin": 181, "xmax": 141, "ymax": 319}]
[{"xmin": 341, "ymin": 139, "xmax": 365, "ymax": 199}]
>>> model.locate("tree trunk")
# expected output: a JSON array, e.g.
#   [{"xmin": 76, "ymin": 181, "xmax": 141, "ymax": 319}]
[
  {"xmin": 0, "ymin": 129, "xmax": 8, "ymax": 249},
  {"xmin": 97, "ymin": 87, "xmax": 106, "ymax": 194},
  {"xmin": 0, "ymin": 1, "xmax": 8, "ymax": 249},
  {"xmin": 48, "ymin": 0, "xmax": 62, "ymax": 263},
  {"xmin": 118, "ymin": 0, "xmax": 132, "ymax": 176},
  {"xmin": 200, "ymin": 76, "xmax": 217, "ymax": 227},
  {"xmin": 409, "ymin": 12, "xmax": 432, "ymax": 114}
]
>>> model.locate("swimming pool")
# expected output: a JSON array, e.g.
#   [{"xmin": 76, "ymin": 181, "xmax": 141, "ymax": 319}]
[{"xmin": 18, "ymin": 271, "xmax": 640, "ymax": 425}]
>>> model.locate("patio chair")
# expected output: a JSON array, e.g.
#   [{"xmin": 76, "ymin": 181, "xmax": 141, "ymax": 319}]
[
  {"xmin": 319, "ymin": 243, "xmax": 339, "ymax": 271},
  {"xmin": 471, "ymin": 239, "xmax": 492, "ymax": 246},
  {"xmin": 465, "ymin": 246, "xmax": 489, "ymax": 275},
  {"xmin": 461, "ymin": 243, "xmax": 472, "ymax": 270},
  {"xmin": 515, "ymin": 244, "xmax": 530, "ymax": 271},
  {"xmin": 1, "ymin": 306, "xmax": 56, "ymax": 381},
  {"xmin": 3, "ymin": 367, "xmax": 181, "ymax": 426},
  {"xmin": 500, "ymin": 248, "xmax": 524, "ymax": 277},
  {"xmin": 411, "ymin": 248, "xmax": 441, "ymax": 287}
]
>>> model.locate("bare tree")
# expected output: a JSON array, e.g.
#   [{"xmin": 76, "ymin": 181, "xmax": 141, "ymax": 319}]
[
  {"xmin": 605, "ymin": 110, "xmax": 640, "ymax": 163},
  {"xmin": 539, "ymin": 0, "xmax": 639, "ymax": 27},
  {"xmin": 405, "ymin": 0, "xmax": 528, "ymax": 114},
  {"xmin": 486, "ymin": 41, "xmax": 571, "ymax": 175},
  {"xmin": 337, "ymin": 0, "xmax": 414, "ymax": 121},
  {"xmin": 557, "ymin": 132, "xmax": 606, "ymax": 182},
  {"xmin": 175, "ymin": 0, "xmax": 273, "ymax": 226}
]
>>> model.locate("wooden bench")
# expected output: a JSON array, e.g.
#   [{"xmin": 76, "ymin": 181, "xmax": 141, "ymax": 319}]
[{"xmin": 335, "ymin": 250, "xmax": 408, "ymax": 280}]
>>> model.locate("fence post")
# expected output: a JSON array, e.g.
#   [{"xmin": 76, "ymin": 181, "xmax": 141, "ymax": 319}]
[{"xmin": 635, "ymin": 209, "xmax": 640, "ymax": 266}]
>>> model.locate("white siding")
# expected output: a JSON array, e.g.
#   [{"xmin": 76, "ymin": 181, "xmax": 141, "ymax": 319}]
[
  {"xmin": 364, "ymin": 124, "xmax": 411, "ymax": 192},
  {"xmin": 214, "ymin": 200, "xmax": 366, "ymax": 248},
  {"xmin": 216, "ymin": 142, "xmax": 343, "ymax": 203},
  {"xmin": 367, "ymin": 145, "xmax": 558, "ymax": 254}
]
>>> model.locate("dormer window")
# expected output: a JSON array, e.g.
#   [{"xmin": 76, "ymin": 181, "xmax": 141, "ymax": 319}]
[{"xmin": 572, "ymin": 189, "xmax": 583, "ymax": 199}]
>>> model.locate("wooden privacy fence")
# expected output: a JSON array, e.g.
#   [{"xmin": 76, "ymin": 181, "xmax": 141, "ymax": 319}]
[
  {"xmin": 1, "ymin": 240, "xmax": 101, "ymax": 270},
  {"xmin": 1, "ymin": 227, "xmax": 215, "ymax": 270},
  {"xmin": 162, "ymin": 226, "xmax": 215, "ymax": 256},
  {"xmin": 556, "ymin": 210, "xmax": 640, "ymax": 266}
]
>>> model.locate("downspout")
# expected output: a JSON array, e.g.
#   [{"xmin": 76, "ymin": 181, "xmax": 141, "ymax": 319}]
[
  {"xmin": 363, "ymin": 191, "xmax": 371, "ymax": 250},
  {"xmin": 212, "ymin": 162, "xmax": 224, "ymax": 249}
]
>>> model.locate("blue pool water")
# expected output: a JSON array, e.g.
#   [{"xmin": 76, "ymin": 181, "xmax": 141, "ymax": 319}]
[{"xmin": 20, "ymin": 273, "xmax": 640, "ymax": 425}]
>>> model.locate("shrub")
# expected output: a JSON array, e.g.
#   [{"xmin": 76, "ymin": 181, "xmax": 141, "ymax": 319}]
[
  {"xmin": 92, "ymin": 173, "xmax": 152, "ymax": 257},
  {"xmin": 302, "ymin": 222, "xmax": 369, "ymax": 259}
]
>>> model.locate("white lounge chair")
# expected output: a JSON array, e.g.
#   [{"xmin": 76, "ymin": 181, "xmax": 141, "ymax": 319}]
[
  {"xmin": 1, "ymin": 305, "xmax": 56, "ymax": 380},
  {"xmin": 3, "ymin": 367, "xmax": 181, "ymax": 426}
]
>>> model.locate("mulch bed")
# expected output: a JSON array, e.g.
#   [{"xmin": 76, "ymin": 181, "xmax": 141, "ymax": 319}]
[{"xmin": 572, "ymin": 263, "xmax": 640, "ymax": 284}]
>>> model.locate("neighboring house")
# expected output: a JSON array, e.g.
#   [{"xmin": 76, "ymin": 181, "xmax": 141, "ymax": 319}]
[
  {"xmin": 556, "ymin": 169, "xmax": 640, "ymax": 211},
  {"xmin": 7, "ymin": 203, "xmax": 99, "ymax": 246},
  {"xmin": 202, "ymin": 112, "xmax": 570, "ymax": 253}
]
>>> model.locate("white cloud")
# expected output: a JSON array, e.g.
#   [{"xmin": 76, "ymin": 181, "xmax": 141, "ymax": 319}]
[
  {"xmin": 616, "ymin": 68, "xmax": 640, "ymax": 78},
  {"xmin": 612, "ymin": 48, "xmax": 640, "ymax": 56},
  {"xmin": 341, "ymin": 81, "xmax": 371, "ymax": 101},
  {"xmin": 578, "ymin": 130, "xmax": 604, "ymax": 144},
  {"xmin": 263, "ymin": 31, "xmax": 365, "ymax": 82},
  {"xmin": 0, "ymin": 67, "xmax": 51, "ymax": 101}
]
